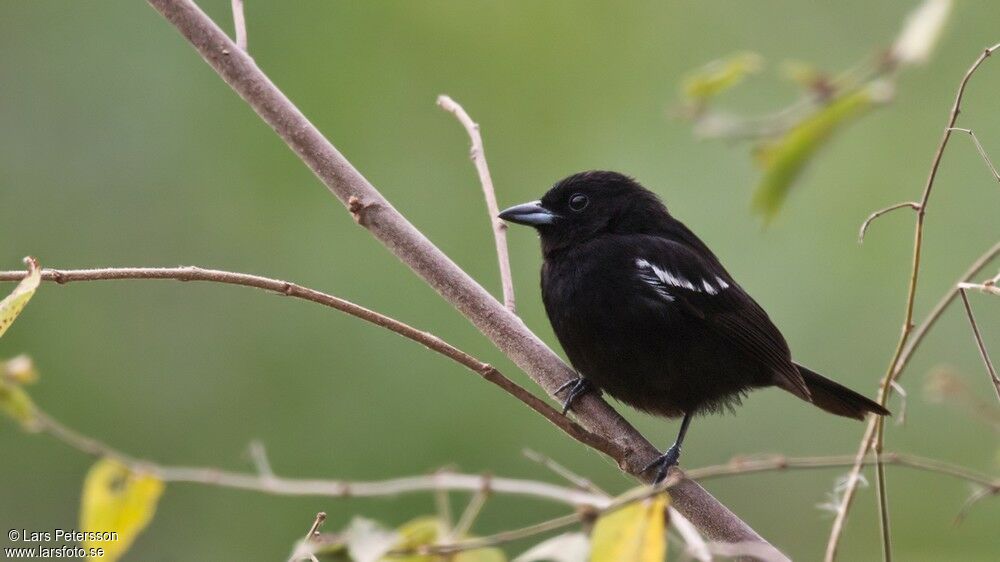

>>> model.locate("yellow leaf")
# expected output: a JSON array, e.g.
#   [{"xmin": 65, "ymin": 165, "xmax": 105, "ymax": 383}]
[
  {"xmin": 751, "ymin": 85, "xmax": 885, "ymax": 222},
  {"xmin": 589, "ymin": 493, "xmax": 668, "ymax": 562},
  {"xmin": 79, "ymin": 458, "xmax": 164, "ymax": 562},
  {"xmin": 682, "ymin": 52, "xmax": 762, "ymax": 102},
  {"xmin": 0, "ymin": 257, "xmax": 41, "ymax": 339}
]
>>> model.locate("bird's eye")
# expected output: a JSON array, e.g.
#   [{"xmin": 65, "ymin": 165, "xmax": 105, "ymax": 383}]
[{"xmin": 568, "ymin": 193, "xmax": 589, "ymax": 212}]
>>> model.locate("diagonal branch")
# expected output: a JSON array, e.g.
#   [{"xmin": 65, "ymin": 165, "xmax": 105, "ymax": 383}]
[
  {"xmin": 958, "ymin": 289, "xmax": 1000, "ymax": 402},
  {"xmin": 437, "ymin": 94, "xmax": 516, "ymax": 312},
  {"xmin": 825, "ymin": 241, "xmax": 1000, "ymax": 561},
  {"xmin": 827, "ymin": 42, "xmax": 1000, "ymax": 562},
  {"xmin": 0, "ymin": 265, "xmax": 613, "ymax": 457},
  {"xmin": 145, "ymin": 0, "xmax": 772, "ymax": 548}
]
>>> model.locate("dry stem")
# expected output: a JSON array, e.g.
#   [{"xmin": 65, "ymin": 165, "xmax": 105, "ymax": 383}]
[
  {"xmin": 958, "ymin": 289, "xmax": 1000, "ymax": 402},
  {"xmin": 827, "ymin": 43, "xmax": 1000, "ymax": 562},
  {"xmin": 437, "ymin": 94, "xmax": 516, "ymax": 312},
  {"xmin": 0, "ymin": 266, "xmax": 612, "ymax": 457}
]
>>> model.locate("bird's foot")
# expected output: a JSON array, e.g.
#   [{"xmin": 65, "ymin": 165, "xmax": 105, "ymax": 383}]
[
  {"xmin": 642, "ymin": 444, "xmax": 682, "ymax": 485},
  {"xmin": 554, "ymin": 377, "xmax": 595, "ymax": 415}
]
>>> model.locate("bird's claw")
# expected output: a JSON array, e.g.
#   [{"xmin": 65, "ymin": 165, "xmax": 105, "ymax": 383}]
[
  {"xmin": 642, "ymin": 444, "xmax": 682, "ymax": 485},
  {"xmin": 554, "ymin": 377, "xmax": 595, "ymax": 415}
]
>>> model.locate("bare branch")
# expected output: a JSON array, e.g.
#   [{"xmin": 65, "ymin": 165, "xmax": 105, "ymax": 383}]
[
  {"xmin": 827, "ymin": 240, "xmax": 1000, "ymax": 560},
  {"xmin": 523, "ymin": 448, "xmax": 608, "ymax": 497},
  {"xmin": 828, "ymin": 42, "xmax": 1000, "ymax": 562},
  {"xmin": 958, "ymin": 289, "xmax": 1000, "ymax": 402},
  {"xmin": 946, "ymin": 127, "xmax": 1000, "ymax": 184},
  {"xmin": 858, "ymin": 201, "xmax": 921, "ymax": 243},
  {"xmin": 145, "ymin": 0, "xmax": 767, "ymax": 546},
  {"xmin": 230, "ymin": 0, "xmax": 247, "ymax": 51},
  {"xmin": 248, "ymin": 440, "xmax": 275, "ymax": 480},
  {"xmin": 391, "ymin": 476, "xmax": 683, "ymax": 558},
  {"xmin": 0, "ymin": 265, "xmax": 613, "ymax": 457},
  {"xmin": 34, "ymin": 405, "xmax": 610, "ymax": 508},
  {"xmin": 451, "ymin": 485, "xmax": 491, "ymax": 540},
  {"xmin": 437, "ymin": 94, "xmax": 515, "ymax": 311},
  {"xmin": 958, "ymin": 279, "xmax": 1000, "ymax": 296},
  {"xmin": 304, "ymin": 511, "xmax": 327, "ymax": 541},
  {"xmin": 31, "ymin": 391, "xmax": 995, "ymax": 557},
  {"xmin": 687, "ymin": 452, "xmax": 997, "ymax": 489},
  {"xmin": 955, "ymin": 486, "xmax": 997, "ymax": 524}
]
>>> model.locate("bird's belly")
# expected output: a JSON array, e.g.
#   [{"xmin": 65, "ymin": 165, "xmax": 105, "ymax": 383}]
[{"xmin": 554, "ymin": 300, "xmax": 758, "ymax": 417}]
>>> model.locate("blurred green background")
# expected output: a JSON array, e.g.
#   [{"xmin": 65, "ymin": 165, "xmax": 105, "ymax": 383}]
[{"xmin": 2, "ymin": 1, "xmax": 998, "ymax": 560}]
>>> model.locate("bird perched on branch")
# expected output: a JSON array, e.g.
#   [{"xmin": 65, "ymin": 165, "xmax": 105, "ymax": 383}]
[{"xmin": 499, "ymin": 171, "xmax": 889, "ymax": 484}]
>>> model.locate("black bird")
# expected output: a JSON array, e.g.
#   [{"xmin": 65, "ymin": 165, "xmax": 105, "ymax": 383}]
[{"xmin": 499, "ymin": 171, "xmax": 889, "ymax": 483}]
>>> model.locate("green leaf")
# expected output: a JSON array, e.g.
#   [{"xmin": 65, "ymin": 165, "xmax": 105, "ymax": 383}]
[
  {"xmin": 751, "ymin": 86, "xmax": 881, "ymax": 222},
  {"xmin": 0, "ymin": 257, "xmax": 41, "ymax": 339},
  {"xmin": 682, "ymin": 52, "xmax": 762, "ymax": 102},
  {"xmin": 378, "ymin": 516, "xmax": 506, "ymax": 562},
  {"xmin": 383, "ymin": 516, "xmax": 442, "ymax": 562},
  {"xmin": 79, "ymin": 458, "xmax": 164, "ymax": 562},
  {"xmin": 0, "ymin": 382, "xmax": 40, "ymax": 431},
  {"xmin": 589, "ymin": 493, "xmax": 668, "ymax": 562}
]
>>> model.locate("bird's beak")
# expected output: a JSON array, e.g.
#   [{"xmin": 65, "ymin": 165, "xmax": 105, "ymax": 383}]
[{"xmin": 498, "ymin": 200, "xmax": 559, "ymax": 226}]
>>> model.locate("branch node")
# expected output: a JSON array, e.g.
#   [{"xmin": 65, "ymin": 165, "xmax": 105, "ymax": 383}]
[{"xmin": 347, "ymin": 195, "xmax": 378, "ymax": 225}]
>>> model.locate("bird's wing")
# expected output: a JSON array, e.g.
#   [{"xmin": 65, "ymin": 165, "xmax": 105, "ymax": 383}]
[{"xmin": 633, "ymin": 238, "xmax": 811, "ymax": 400}]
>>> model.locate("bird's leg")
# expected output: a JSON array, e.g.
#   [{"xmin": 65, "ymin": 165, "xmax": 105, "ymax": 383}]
[
  {"xmin": 554, "ymin": 376, "xmax": 596, "ymax": 415},
  {"xmin": 642, "ymin": 412, "xmax": 693, "ymax": 485}
]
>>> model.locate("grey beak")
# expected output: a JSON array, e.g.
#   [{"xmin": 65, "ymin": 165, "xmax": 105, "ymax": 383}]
[{"xmin": 498, "ymin": 200, "xmax": 559, "ymax": 226}]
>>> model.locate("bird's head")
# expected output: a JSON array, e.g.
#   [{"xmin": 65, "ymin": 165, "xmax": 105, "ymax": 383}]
[{"xmin": 499, "ymin": 171, "xmax": 672, "ymax": 255}]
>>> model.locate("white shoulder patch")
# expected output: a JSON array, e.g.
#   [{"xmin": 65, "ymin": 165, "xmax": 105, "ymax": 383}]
[{"xmin": 635, "ymin": 258, "xmax": 729, "ymax": 299}]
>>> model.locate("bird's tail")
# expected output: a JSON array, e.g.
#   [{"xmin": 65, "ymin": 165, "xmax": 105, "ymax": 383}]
[{"xmin": 794, "ymin": 363, "xmax": 890, "ymax": 420}]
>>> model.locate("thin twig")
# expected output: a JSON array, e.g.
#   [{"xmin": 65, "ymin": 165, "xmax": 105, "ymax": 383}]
[
  {"xmin": 391, "ymin": 477, "xmax": 683, "ymax": 557},
  {"xmin": 686, "ymin": 452, "xmax": 996, "ymax": 489},
  {"xmin": 958, "ymin": 289, "xmax": 1000, "ymax": 402},
  {"xmin": 955, "ymin": 486, "xmax": 996, "ymax": 524},
  {"xmin": 248, "ymin": 440, "xmax": 275, "ymax": 479},
  {"xmin": 946, "ymin": 128, "xmax": 1000, "ymax": 183},
  {"xmin": 290, "ymin": 512, "xmax": 327, "ymax": 562},
  {"xmin": 858, "ymin": 201, "xmax": 920, "ymax": 243},
  {"xmin": 437, "ymin": 94, "xmax": 515, "ymax": 312},
  {"xmin": 826, "ymin": 241, "xmax": 1000, "ymax": 552},
  {"xmin": 451, "ymin": 486, "xmax": 491, "ymax": 540},
  {"xmin": 889, "ymin": 381, "xmax": 907, "ymax": 426},
  {"xmin": 0, "ymin": 265, "xmax": 615, "ymax": 458},
  {"xmin": 146, "ymin": 0, "xmax": 767, "ymax": 546},
  {"xmin": 32, "ymin": 404, "xmax": 610, "ymax": 508},
  {"xmin": 827, "ymin": 44, "xmax": 1000, "ymax": 562},
  {"xmin": 434, "ymin": 467, "xmax": 455, "ymax": 534},
  {"xmin": 522, "ymin": 448, "xmax": 609, "ymax": 497},
  {"xmin": 304, "ymin": 511, "xmax": 327, "ymax": 540},
  {"xmin": 958, "ymin": 280, "xmax": 1000, "ymax": 296},
  {"xmin": 230, "ymin": 0, "xmax": 247, "ymax": 51}
]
